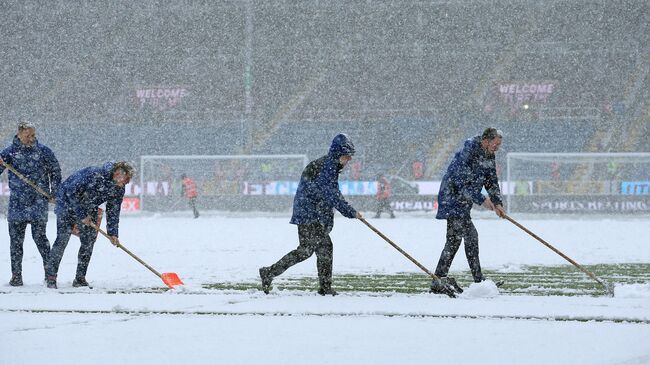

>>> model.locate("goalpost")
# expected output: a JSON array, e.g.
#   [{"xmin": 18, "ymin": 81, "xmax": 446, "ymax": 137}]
[
  {"xmin": 139, "ymin": 154, "xmax": 309, "ymax": 212},
  {"xmin": 506, "ymin": 152, "xmax": 650, "ymax": 214}
]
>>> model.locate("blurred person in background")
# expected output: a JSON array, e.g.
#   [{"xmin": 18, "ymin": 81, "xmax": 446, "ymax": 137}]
[
  {"xmin": 181, "ymin": 173, "xmax": 200, "ymax": 218},
  {"xmin": 431, "ymin": 128, "xmax": 506, "ymax": 296},
  {"xmin": 374, "ymin": 174, "xmax": 395, "ymax": 218},
  {"xmin": 412, "ymin": 159, "xmax": 424, "ymax": 180},
  {"xmin": 0, "ymin": 119, "xmax": 61, "ymax": 286}
]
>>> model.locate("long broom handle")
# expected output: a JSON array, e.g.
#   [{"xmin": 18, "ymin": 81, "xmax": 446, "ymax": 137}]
[
  {"xmin": 360, "ymin": 217, "xmax": 440, "ymax": 280},
  {"xmin": 86, "ymin": 221, "xmax": 163, "ymax": 279},
  {"xmin": 503, "ymin": 214, "xmax": 605, "ymax": 287},
  {"xmin": 1, "ymin": 159, "xmax": 164, "ymax": 279},
  {"xmin": 0, "ymin": 159, "xmax": 53, "ymax": 200}
]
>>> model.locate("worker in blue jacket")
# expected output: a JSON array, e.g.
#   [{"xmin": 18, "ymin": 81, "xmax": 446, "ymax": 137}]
[
  {"xmin": 431, "ymin": 128, "xmax": 506, "ymax": 295},
  {"xmin": 0, "ymin": 120, "xmax": 61, "ymax": 286},
  {"xmin": 45, "ymin": 161, "xmax": 134, "ymax": 289},
  {"xmin": 259, "ymin": 133, "xmax": 362, "ymax": 295}
]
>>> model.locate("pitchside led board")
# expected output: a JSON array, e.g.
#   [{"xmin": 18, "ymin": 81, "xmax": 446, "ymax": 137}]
[
  {"xmin": 506, "ymin": 153, "xmax": 650, "ymax": 214},
  {"xmin": 3, "ymin": 153, "xmax": 646, "ymax": 214},
  {"xmin": 621, "ymin": 182, "xmax": 650, "ymax": 195}
]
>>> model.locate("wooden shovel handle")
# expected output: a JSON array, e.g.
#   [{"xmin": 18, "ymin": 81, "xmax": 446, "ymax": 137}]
[
  {"xmin": 360, "ymin": 217, "xmax": 439, "ymax": 280},
  {"xmin": 86, "ymin": 221, "xmax": 163, "ymax": 279},
  {"xmin": 504, "ymin": 214, "xmax": 605, "ymax": 287}
]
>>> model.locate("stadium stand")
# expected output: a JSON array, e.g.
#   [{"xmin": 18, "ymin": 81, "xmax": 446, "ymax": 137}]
[{"xmin": 1, "ymin": 0, "xmax": 648, "ymax": 181}]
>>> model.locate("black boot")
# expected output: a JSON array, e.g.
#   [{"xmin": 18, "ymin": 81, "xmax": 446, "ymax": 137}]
[
  {"xmin": 9, "ymin": 273, "xmax": 23, "ymax": 287},
  {"xmin": 72, "ymin": 276, "xmax": 89, "ymax": 287},
  {"xmin": 46, "ymin": 275, "xmax": 57, "ymax": 289},
  {"xmin": 259, "ymin": 267, "xmax": 272, "ymax": 294},
  {"xmin": 318, "ymin": 280, "xmax": 338, "ymax": 296},
  {"xmin": 318, "ymin": 287, "xmax": 338, "ymax": 296},
  {"xmin": 445, "ymin": 277, "xmax": 464, "ymax": 294},
  {"xmin": 430, "ymin": 277, "xmax": 458, "ymax": 298}
]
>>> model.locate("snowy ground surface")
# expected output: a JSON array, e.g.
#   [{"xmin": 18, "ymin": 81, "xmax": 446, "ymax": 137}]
[{"xmin": 1, "ymin": 212, "xmax": 649, "ymax": 365}]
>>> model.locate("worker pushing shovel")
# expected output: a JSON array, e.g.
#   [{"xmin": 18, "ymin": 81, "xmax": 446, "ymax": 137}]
[
  {"xmin": 259, "ymin": 133, "xmax": 360, "ymax": 296},
  {"xmin": 0, "ymin": 121, "xmax": 61, "ymax": 287},
  {"xmin": 0, "ymin": 158, "xmax": 182, "ymax": 289},
  {"xmin": 259, "ymin": 133, "xmax": 459, "ymax": 298},
  {"xmin": 426, "ymin": 127, "xmax": 610, "ymax": 296},
  {"xmin": 430, "ymin": 128, "xmax": 507, "ymax": 294}
]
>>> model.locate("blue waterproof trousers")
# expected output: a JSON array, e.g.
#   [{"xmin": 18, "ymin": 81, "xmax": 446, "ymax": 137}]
[
  {"xmin": 434, "ymin": 217, "xmax": 484, "ymax": 283},
  {"xmin": 45, "ymin": 211, "xmax": 98, "ymax": 279},
  {"xmin": 8, "ymin": 220, "xmax": 50, "ymax": 275},
  {"xmin": 265, "ymin": 223, "xmax": 334, "ymax": 290}
]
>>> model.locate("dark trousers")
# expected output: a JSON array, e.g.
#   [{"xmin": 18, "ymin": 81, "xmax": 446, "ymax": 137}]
[
  {"xmin": 45, "ymin": 212, "xmax": 98, "ymax": 279},
  {"xmin": 266, "ymin": 223, "xmax": 334, "ymax": 290},
  {"xmin": 189, "ymin": 197, "xmax": 199, "ymax": 218},
  {"xmin": 8, "ymin": 221, "xmax": 50, "ymax": 275},
  {"xmin": 375, "ymin": 198, "xmax": 394, "ymax": 218},
  {"xmin": 434, "ymin": 217, "xmax": 483, "ymax": 283}
]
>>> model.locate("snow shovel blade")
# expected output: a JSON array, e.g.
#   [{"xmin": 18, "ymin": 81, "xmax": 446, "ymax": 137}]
[{"xmin": 161, "ymin": 272, "xmax": 184, "ymax": 288}]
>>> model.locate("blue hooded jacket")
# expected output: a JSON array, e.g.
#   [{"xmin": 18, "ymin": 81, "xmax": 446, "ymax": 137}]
[
  {"xmin": 55, "ymin": 162, "xmax": 125, "ymax": 236},
  {"xmin": 290, "ymin": 134, "xmax": 358, "ymax": 232},
  {"xmin": 436, "ymin": 135, "xmax": 503, "ymax": 219},
  {"xmin": 0, "ymin": 136, "xmax": 61, "ymax": 222}
]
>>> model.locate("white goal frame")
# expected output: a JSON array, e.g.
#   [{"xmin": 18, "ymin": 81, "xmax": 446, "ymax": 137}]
[{"xmin": 139, "ymin": 154, "xmax": 309, "ymax": 211}]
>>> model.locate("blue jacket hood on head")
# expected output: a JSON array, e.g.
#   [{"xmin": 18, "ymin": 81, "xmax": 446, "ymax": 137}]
[
  {"xmin": 290, "ymin": 134, "xmax": 358, "ymax": 231},
  {"xmin": 328, "ymin": 133, "xmax": 355, "ymax": 159},
  {"xmin": 55, "ymin": 162, "xmax": 126, "ymax": 236},
  {"xmin": 436, "ymin": 135, "xmax": 503, "ymax": 219},
  {"xmin": 0, "ymin": 135, "xmax": 61, "ymax": 222}
]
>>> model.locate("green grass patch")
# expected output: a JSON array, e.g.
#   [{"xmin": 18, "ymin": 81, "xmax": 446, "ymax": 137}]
[{"xmin": 203, "ymin": 263, "xmax": 650, "ymax": 297}]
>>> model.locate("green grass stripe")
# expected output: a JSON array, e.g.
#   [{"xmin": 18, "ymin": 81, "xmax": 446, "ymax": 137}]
[{"xmin": 204, "ymin": 263, "xmax": 650, "ymax": 297}]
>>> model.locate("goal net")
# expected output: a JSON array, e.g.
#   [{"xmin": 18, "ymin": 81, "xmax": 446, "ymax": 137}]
[
  {"xmin": 139, "ymin": 155, "xmax": 308, "ymax": 212},
  {"xmin": 506, "ymin": 153, "xmax": 650, "ymax": 214}
]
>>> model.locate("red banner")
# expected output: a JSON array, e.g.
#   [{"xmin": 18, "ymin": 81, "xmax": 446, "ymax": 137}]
[{"xmin": 121, "ymin": 197, "xmax": 141, "ymax": 212}]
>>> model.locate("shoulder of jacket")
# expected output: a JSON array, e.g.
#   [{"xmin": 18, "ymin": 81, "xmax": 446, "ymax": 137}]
[
  {"xmin": 465, "ymin": 137, "xmax": 480, "ymax": 148},
  {"xmin": 3, "ymin": 142, "xmax": 17, "ymax": 152},
  {"xmin": 38, "ymin": 143, "xmax": 54, "ymax": 154},
  {"xmin": 304, "ymin": 156, "xmax": 327, "ymax": 175},
  {"xmin": 83, "ymin": 168, "xmax": 104, "ymax": 180}
]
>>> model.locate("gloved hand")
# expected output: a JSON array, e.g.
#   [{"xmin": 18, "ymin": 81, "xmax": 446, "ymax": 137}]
[{"xmin": 108, "ymin": 235, "xmax": 120, "ymax": 247}]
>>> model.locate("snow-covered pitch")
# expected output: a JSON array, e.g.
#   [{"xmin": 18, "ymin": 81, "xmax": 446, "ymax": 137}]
[{"xmin": 1, "ymin": 212, "xmax": 649, "ymax": 365}]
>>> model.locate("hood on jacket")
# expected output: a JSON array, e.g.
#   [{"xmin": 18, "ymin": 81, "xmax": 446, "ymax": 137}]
[
  {"xmin": 328, "ymin": 133, "xmax": 355, "ymax": 159},
  {"xmin": 12, "ymin": 135, "xmax": 38, "ymax": 149},
  {"xmin": 101, "ymin": 161, "xmax": 117, "ymax": 179}
]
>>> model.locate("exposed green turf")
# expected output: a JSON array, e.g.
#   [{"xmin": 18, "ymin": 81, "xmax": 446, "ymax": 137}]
[{"xmin": 203, "ymin": 263, "xmax": 650, "ymax": 297}]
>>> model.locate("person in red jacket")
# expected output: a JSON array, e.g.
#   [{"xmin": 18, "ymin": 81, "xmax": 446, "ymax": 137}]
[
  {"xmin": 374, "ymin": 174, "xmax": 395, "ymax": 218},
  {"xmin": 180, "ymin": 173, "xmax": 199, "ymax": 218}
]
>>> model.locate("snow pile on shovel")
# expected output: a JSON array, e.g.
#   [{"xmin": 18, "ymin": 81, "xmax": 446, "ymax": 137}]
[
  {"xmin": 614, "ymin": 283, "xmax": 650, "ymax": 299},
  {"xmin": 460, "ymin": 280, "xmax": 500, "ymax": 299}
]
